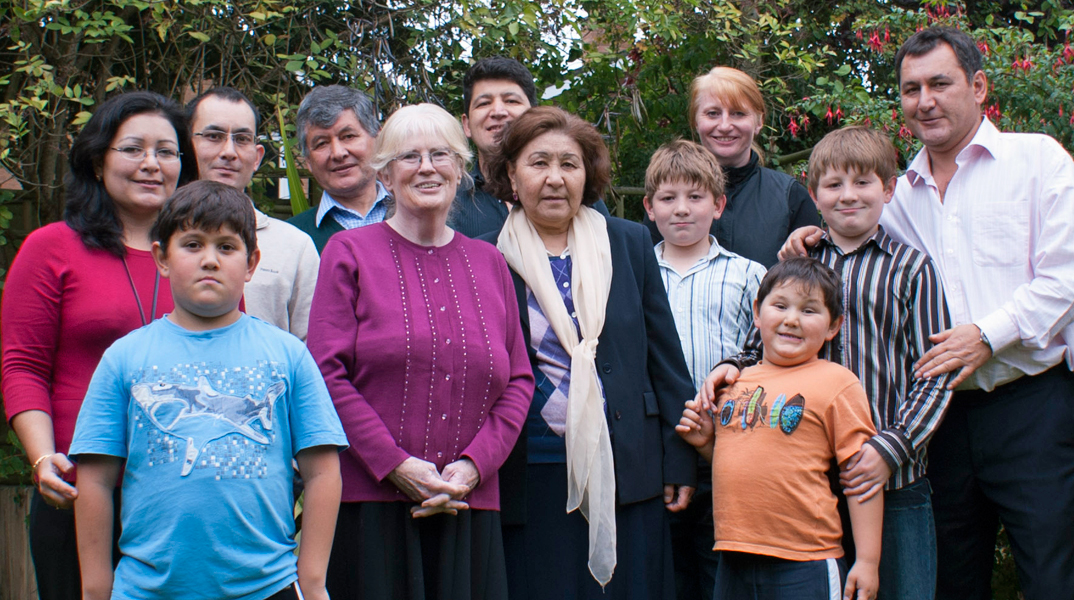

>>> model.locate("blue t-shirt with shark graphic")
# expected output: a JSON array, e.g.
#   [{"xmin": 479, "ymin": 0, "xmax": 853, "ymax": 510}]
[{"xmin": 71, "ymin": 314, "xmax": 347, "ymax": 600}]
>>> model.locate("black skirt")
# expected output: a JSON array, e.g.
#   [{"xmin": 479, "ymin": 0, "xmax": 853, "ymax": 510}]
[
  {"xmin": 326, "ymin": 501, "xmax": 508, "ymax": 600},
  {"xmin": 502, "ymin": 463, "xmax": 675, "ymax": 600}
]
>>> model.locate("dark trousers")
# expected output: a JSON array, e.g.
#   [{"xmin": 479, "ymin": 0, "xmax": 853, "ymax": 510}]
[
  {"xmin": 29, "ymin": 488, "xmax": 121, "ymax": 600},
  {"xmin": 713, "ymin": 552, "xmax": 847, "ymax": 600},
  {"xmin": 29, "ymin": 490, "xmax": 81, "ymax": 600},
  {"xmin": 929, "ymin": 366, "xmax": 1074, "ymax": 600},
  {"xmin": 669, "ymin": 468, "xmax": 718, "ymax": 600},
  {"xmin": 266, "ymin": 584, "xmax": 300, "ymax": 600}
]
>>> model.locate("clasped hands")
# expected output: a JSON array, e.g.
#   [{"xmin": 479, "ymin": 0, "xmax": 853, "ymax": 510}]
[{"xmin": 387, "ymin": 456, "xmax": 479, "ymax": 518}]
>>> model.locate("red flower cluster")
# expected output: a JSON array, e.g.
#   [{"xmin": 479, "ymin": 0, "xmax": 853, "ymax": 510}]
[
  {"xmin": 985, "ymin": 103, "xmax": 1002, "ymax": 121},
  {"xmin": 824, "ymin": 106, "xmax": 844, "ymax": 125},
  {"xmin": 788, "ymin": 117, "xmax": 801, "ymax": 138},
  {"xmin": 868, "ymin": 31, "xmax": 884, "ymax": 52},
  {"xmin": 1011, "ymin": 56, "xmax": 1034, "ymax": 72},
  {"xmin": 977, "ymin": 41, "xmax": 990, "ymax": 56},
  {"xmin": 898, "ymin": 125, "xmax": 913, "ymax": 139},
  {"xmin": 925, "ymin": 4, "xmax": 956, "ymax": 21}
]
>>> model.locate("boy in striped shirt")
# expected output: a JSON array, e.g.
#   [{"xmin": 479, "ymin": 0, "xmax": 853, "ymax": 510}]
[
  {"xmin": 643, "ymin": 139, "xmax": 766, "ymax": 599},
  {"xmin": 700, "ymin": 126, "xmax": 954, "ymax": 599}
]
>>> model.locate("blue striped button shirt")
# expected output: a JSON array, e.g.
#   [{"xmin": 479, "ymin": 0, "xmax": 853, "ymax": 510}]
[
  {"xmin": 656, "ymin": 236, "xmax": 766, "ymax": 393},
  {"xmin": 729, "ymin": 227, "xmax": 954, "ymax": 489},
  {"xmin": 314, "ymin": 184, "xmax": 390, "ymax": 230}
]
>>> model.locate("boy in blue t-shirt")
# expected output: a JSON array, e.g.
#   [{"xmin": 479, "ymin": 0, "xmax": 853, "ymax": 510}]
[
  {"xmin": 71, "ymin": 181, "xmax": 347, "ymax": 600},
  {"xmin": 643, "ymin": 139, "xmax": 766, "ymax": 598}
]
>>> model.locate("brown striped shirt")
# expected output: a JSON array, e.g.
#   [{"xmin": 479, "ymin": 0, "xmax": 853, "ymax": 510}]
[{"xmin": 727, "ymin": 227, "xmax": 954, "ymax": 489}]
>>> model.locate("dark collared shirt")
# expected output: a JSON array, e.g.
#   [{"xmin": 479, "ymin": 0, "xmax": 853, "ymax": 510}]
[
  {"xmin": 449, "ymin": 169, "xmax": 511, "ymax": 239},
  {"xmin": 728, "ymin": 227, "xmax": 954, "ymax": 489}
]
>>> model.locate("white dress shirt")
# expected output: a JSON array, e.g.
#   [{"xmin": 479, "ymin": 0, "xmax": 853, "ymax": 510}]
[{"xmin": 880, "ymin": 118, "xmax": 1074, "ymax": 391}]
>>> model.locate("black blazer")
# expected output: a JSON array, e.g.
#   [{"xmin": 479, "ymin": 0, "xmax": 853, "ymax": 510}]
[{"xmin": 483, "ymin": 217, "xmax": 697, "ymax": 524}]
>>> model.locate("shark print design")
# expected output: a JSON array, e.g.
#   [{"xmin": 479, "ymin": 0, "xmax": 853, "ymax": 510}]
[{"xmin": 132, "ymin": 377, "xmax": 287, "ymax": 476}]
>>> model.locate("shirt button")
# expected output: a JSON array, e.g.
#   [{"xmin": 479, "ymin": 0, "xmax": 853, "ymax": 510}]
[
  {"xmin": 445, "ymin": 338, "xmax": 451, "ymax": 345},
  {"xmin": 602, "ymin": 364, "xmax": 612, "ymax": 374},
  {"xmin": 445, "ymin": 374, "xmax": 451, "ymax": 381},
  {"xmin": 442, "ymin": 414, "xmax": 448, "ymax": 420},
  {"xmin": 570, "ymin": 312, "xmax": 577, "ymax": 318},
  {"xmin": 562, "ymin": 281, "xmax": 570, "ymax": 288},
  {"xmin": 437, "ymin": 452, "xmax": 443, "ymax": 458},
  {"xmin": 427, "ymin": 249, "xmax": 434, "ymax": 255},
  {"xmin": 614, "ymin": 411, "xmax": 622, "ymax": 420},
  {"xmin": 434, "ymin": 278, "xmax": 440, "ymax": 283},
  {"xmin": 440, "ymin": 306, "xmax": 446, "ymax": 312}
]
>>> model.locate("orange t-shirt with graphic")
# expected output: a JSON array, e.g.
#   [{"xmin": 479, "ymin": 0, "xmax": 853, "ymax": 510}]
[{"xmin": 711, "ymin": 358, "xmax": 876, "ymax": 561}]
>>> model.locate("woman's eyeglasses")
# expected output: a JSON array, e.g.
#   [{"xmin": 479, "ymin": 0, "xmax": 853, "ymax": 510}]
[
  {"xmin": 391, "ymin": 149, "xmax": 456, "ymax": 168},
  {"xmin": 109, "ymin": 146, "xmax": 182, "ymax": 163}
]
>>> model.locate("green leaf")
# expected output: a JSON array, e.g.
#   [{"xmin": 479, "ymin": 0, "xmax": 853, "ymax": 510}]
[
  {"xmin": 276, "ymin": 104, "xmax": 309, "ymax": 216},
  {"xmin": 835, "ymin": 64, "xmax": 851, "ymax": 76},
  {"xmin": 285, "ymin": 61, "xmax": 304, "ymax": 72},
  {"xmin": 508, "ymin": 21, "xmax": 519, "ymax": 36},
  {"xmin": 72, "ymin": 111, "xmax": 93, "ymax": 126},
  {"xmin": 188, "ymin": 31, "xmax": 210, "ymax": 42}
]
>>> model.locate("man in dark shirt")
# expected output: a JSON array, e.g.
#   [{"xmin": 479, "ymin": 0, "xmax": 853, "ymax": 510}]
[
  {"xmin": 452, "ymin": 57, "xmax": 608, "ymax": 237},
  {"xmin": 287, "ymin": 85, "xmax": 389, "ymax": 253}
]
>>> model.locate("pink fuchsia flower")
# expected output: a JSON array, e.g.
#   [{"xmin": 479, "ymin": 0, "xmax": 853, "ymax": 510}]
[
  {"xmin": 788, "ymin": 118, "xmax": 801, "ymax": 138},
  {"xmin": 825, "ymin": 106, "xmax": 835, "ymax": 125},
  {"xmin": 868, "ymin": 31, "xmax": 883, "ymax": 52}
]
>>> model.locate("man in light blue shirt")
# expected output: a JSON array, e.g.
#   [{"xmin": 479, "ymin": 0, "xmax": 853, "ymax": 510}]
[{"xmin": 288, "ymin": 85, "xmax": 390, "ymax": 253}]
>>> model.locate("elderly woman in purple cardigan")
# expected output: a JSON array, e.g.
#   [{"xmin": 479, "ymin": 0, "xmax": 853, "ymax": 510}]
[{"xmin": 307, "ymin": 103, "xmax": 534, "ymax": 600}]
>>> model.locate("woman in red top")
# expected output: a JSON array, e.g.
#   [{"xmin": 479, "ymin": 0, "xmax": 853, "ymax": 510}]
[{"xmin": 2, "ymin": 91, "xmax": 195, "ymax": 600}]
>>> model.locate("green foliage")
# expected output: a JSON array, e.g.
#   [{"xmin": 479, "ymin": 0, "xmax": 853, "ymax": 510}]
[
  {"xmin": 0, "ymin": 429, "xmax": 32, "ymax": 486},
  {"xmin": 778, "ymin": 1, "xmax": 1074, "ymax": 175}
]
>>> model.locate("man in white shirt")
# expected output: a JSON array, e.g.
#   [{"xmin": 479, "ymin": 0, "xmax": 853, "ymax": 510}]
[
  {"xmin": 187, "ymin": 87, "xmax": 320, "ymax": 340},
  {"xmin": 783, "ymin": 27, "xmax": 1074, "ymax": 600},
  {"xmin": 887, "ymin": 30, "xmax": 1074, "ymax": 600}
]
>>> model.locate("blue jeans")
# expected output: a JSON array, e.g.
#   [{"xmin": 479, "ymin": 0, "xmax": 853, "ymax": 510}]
[
  {"xmin": 878, "ymin": 478, "xmax": 936, "ymax": 600},
  {"xmin": 714, "ymin": 552, "xmax": 847, "ymax": 600}
]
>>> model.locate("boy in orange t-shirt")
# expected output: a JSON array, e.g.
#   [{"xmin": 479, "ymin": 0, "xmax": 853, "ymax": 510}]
[{"xmin": 679, "ymin": 257, "xmax": 882, "ymax": 600}]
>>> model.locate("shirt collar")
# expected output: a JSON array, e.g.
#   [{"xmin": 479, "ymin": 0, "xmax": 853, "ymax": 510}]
[
  {"xmin": 314, "ymin": 181, "xmax": 389, "ymax": 227},
  {"xmin": 254, "ymin": 205, "xmax": 270, "ymax": 231},
  {"xmin": 655, "ymin": 235, "xmax": 734, "ymax": 271},
  {"xmin": 817, "ymin": 225, "xmax": 896, "ymax": 257},
  {"xmin": 905, "ymin": 117, "xmax": 998, "ymax": 187}
]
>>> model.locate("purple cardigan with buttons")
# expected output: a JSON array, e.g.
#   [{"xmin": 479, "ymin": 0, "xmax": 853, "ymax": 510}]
[{"xmin": 308, "ymin": 222, "xmax": 534, "ymax": 510}]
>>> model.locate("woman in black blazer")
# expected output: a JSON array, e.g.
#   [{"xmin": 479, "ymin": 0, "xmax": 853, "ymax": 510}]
[{"xmin": 481, "ymin": 106, "xmax": 696, "ymax": 600}]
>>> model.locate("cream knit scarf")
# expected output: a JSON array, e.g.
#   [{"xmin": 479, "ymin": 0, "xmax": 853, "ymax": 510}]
[{"xmin": 497, "ymin": 204, "xmax": 617, "ymax": 587}]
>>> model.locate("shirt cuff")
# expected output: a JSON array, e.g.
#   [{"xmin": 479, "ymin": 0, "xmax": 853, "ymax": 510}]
[
  {"xmin": 865, "ymin": 430, "xmax": 910, "ymax": 474},
  {"xmin": 976, "ymin": 309, "xmax": 1020, "ymax": 354}
]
